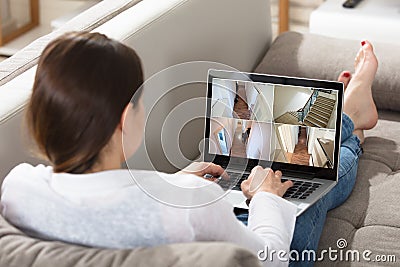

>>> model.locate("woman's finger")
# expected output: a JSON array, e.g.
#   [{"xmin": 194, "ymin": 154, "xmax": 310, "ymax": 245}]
[
  {"xmin": 282, "ymin": 180, "xmax": 294, "ymax": 192},
  {"xmin": 240, "ymin": 179, "xmax": 252, "ymax": 199},
  {"xmin": 251, "ymin": 165, "xmax": 263, "ymax": 175},
  {"xmin": 241, "ymin": 178, "xmax": 249, "ymax": 189},
  {"xmin": 204, "ymin": 163, "xmax": 226, "ymax": 178},
  {"xmin": 265, "ymin": 168, "xmax": 275, "ymax": 178}
]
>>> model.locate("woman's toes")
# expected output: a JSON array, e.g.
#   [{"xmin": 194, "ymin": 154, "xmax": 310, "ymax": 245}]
[
  {"xmin": 362, "ymin": 40, "xmax": 374, "ymax": 52},
  {"xmin": 353, "ymin": 40, "xmax": 378, "ymax": 85},
  {"xmin": 337, "ymin": 71, "xmax": 352, "ymax": 90}
]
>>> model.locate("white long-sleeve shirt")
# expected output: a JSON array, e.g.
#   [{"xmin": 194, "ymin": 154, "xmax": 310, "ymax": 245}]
[{"xmin": 0, "ymin": 163, "xmax": 297, "ymax": 266}]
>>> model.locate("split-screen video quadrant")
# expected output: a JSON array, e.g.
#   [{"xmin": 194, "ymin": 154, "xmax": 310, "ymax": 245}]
[{"xmin": 209, "ymin": 78, "xmax": 338, "ymax": 169}]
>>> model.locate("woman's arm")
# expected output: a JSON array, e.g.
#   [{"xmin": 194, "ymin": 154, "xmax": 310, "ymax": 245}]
[
  {"xmin": 188, "ymin": 188, "xmax": 297, "ymax": 267},
  {"xmin": 187, "ymin": 165, "xmax": 296, "ymax": 266}
]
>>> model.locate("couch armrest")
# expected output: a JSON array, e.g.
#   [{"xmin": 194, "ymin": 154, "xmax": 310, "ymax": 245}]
[
  {"xmin": 94, "ymin": 0, "xmax": 273, "ymax": 172},
  {"xmin": 255, "ymin": 31, "xmax": 400, "ymax": 112},
  {"xmin": 0, "ymin": 214, "xmax": 260, "ymax": 267}
]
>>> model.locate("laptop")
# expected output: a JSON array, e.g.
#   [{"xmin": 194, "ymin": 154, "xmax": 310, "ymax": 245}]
[{"xmin": 204, "ymin": 69, "xmax": 344, "ymax": 216}]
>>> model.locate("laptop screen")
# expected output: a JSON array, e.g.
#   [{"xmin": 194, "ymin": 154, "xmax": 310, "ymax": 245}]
[{"xmin": 205, "ymin": 70, "xmax": 343, "ymax": 181}]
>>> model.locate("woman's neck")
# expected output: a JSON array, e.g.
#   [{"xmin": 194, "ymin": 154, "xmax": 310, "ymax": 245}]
[{"xmin": 85, "ymin": 142, "xmax": 123, "ymax": 174}]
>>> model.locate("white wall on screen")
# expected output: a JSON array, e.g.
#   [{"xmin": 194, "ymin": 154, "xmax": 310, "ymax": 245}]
[{"xmin": 273, "ymin": 85, "xmax": 313, "ymax": 119}]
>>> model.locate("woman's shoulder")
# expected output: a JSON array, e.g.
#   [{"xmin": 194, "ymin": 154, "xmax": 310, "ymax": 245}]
[
  {"xmin": 9, "ymin": 162, "xmax": 51, "ymax": 173},
  {"xmin": 3, "ymin": 163, "xmax": 52, "ymax": 185}
]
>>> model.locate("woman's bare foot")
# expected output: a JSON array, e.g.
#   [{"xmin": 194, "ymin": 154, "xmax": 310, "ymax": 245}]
[
  {"xmin": 337, "ymin": 71, "xmax": 352, "ymax": 91},
  {"xmin": 337, "ymin": 71, "xmax": 365, "ymax": 144},
  {"xmin": 354, "ymin": 41, "xmax": 378, "ymax": 86},
  {"xmin": 343, "ymin": 40, "xmax": 378, "ymax": 131},
  {"xmin": 353, "ymin": 129, "xmax": 365, "ymax": 144}
]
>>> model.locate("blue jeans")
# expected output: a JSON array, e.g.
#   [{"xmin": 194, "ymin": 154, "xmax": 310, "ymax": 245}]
[{"xmin": 236, "ymin": 114, "xmax": 362, "ymax": 266}]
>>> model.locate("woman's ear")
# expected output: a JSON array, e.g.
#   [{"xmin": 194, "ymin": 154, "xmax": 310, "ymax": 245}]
[{"xmin": 119, "ymin": 103, "xmax": 133, "ymax": 131}]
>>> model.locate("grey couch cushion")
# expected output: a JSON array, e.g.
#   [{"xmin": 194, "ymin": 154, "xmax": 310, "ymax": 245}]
[
  {"xmin": 0, "ymin": 214, "xmax": 260, "ymax": 267},
  {"xmin": 255, "ymin": 31, "xmax": 400, "ymax": 112}
]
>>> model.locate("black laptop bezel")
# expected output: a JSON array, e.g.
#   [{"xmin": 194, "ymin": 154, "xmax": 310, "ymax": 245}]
[{"xmin": 204, "ymin": 69, "xmax": 343, "ymax": 181}]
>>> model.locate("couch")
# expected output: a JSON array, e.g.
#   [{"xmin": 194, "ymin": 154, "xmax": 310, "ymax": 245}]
[{"xmin": 1, "ymin": 0, "xmax": 399, "ymax": 266}]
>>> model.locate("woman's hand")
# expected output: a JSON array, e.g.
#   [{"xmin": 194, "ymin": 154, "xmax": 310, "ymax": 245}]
[
  {"xmin": 241, "ymin": 166, "xmax": 293, "ymax": 199},
  {"xmin": 178, "ymin": 162, "xmax": 227, "ymax": 180}
]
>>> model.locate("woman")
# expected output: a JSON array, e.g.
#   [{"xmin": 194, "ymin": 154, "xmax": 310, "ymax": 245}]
[{"xmin": 0, "ymin": 32, "xmax": 378, "ymax": 266}]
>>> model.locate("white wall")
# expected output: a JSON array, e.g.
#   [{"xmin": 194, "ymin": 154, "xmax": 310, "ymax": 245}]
[
  {"xmin": 273, "ymin": 85, "xmax": 313, "ymax": 119},
  {"xmin": 211, "ymin": 79, "xmax": 236, "ymax": 118},
  {"xmin": 8, "ymin": 0, "xmax": 30, "ymax": 26},
  {"xmin": 250, "ymin": 82, "xmax": 274, "ymax": 122},
  {"xmin": 327, "ymin": 110, "xmax": 337, "ymax": 129},
  {"xmin": 277, "ymin": 124, "xmax": 299, "ymax": 153},
  {"xmin": 7, "ymin": 0, "xmax": 88, "ymax": 26},
  {"xmin": 246, "ymin": 122, "xmax": 273, "ymax": 161},
  {"xmin": 271, "ymin": 125, "xmax": 280, "ymax": 156},
  {"xmin": 245, "ymin": 82, "xmax": 257, "ymax": 109},
  {"xmin": 1, "ymin": 0, "xmax": 11, "ymax": 22},
  {"xmin": 258, "ymin": 83, "xmax": 274, "ymax": 111}
]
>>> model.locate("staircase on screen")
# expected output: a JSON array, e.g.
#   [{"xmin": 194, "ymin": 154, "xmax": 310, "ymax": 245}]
[
  {"xmin": 274, "ymin": 95, "xmax": 335, "ymax": 128},
  {"xmin": 303, "ymin": 95, "xmax": 335, "ymax": 128}
]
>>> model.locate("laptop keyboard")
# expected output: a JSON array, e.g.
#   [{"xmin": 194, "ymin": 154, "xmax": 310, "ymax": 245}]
[
  {"xmin": 216, "ymin": 171, "xmax": 321, "ymax": 200},
  {"xmin": 282, "ymin": 180, "xmax": 321, "ymax": 200}
]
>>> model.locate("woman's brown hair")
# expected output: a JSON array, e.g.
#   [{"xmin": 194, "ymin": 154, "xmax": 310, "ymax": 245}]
[{"xmin": 27, "ymin": 31, "xmax": 144, "ymax": 174}]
